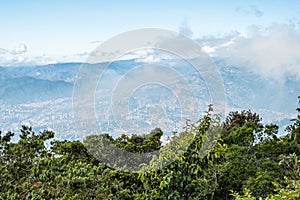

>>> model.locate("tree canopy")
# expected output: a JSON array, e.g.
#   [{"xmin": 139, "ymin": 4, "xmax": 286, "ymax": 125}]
[{"xmin": 0, "ymin": 96, "xmax": 299, "ymax": 199}]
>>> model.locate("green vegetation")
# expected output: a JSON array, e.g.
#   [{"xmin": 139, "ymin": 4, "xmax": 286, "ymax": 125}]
[{"xmin": 0, "ymin": 97, "xmax": 299, "ymax": 199}]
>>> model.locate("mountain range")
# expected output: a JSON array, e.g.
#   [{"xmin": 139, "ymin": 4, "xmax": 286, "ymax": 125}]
[{"xmin": 0, "ymin": 59, "xmax": 299, "ymax": 137}]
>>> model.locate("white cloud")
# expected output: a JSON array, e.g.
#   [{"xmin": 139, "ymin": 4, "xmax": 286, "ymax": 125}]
[
  {"xmin": 201, "ymin": 45, "xmax": 215, "ymax": 54},
  {"xmin": 109, "ymin": 48, "xmax": 162, "ymax": 63},
  {"xmin": 200, "ymin": 33, "xmax": 246, "ymax": 55},
  {"xmin": 0, "ymin": 43, "xmax": 32, "ymax": 66},
  {"xmin": 136, "ymin": 54, "xmax": 161, "ymax": 63},
  {"xmin": 17, "ymin": 56, "xmax": 25, "ymax": 63},
  {"xmin": 11, "ymin": 43, "xmax": 27, "ymax": 55},
  {"xmin": 0, "ymin": 43, "xmax": 88, "ymax": 66},
  {"xmin": 204, "ymin": 23, "xmax": 300, "ymax": 80},
  {"xmin": 132, "ymin": 49, "xmax": 162, "ymax": 63},
  {"xmin": 1, "ymin": 55, "xmax": 31, "ymax": 66},
  {"xmin": 1, "ymin": 22, "xmax": 299, "ymax": 77}
]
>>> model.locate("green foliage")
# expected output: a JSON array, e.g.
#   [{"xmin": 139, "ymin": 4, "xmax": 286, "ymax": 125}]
[
  {"xmin": 1, "ymin": 96, "xmax": 300, "ymax": 199},
  {"xmin": 84, "ymin": 128, "xmax": 163, "ymax": 171}
]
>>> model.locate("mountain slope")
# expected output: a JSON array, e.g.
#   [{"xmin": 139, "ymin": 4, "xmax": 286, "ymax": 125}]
[{"xmin": 0, "ymin": 76, "xmax": 73, "ymax": 105}]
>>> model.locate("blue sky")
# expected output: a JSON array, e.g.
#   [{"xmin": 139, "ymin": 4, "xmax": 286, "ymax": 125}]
[{"xmin": 0, "ymin": 0, "xmax": 300, "ymax": 66}]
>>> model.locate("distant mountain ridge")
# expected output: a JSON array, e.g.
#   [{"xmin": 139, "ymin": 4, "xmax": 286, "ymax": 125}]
[
  {"xmin": 0, "ymin": 60, "xmax": 299, "ymax": 136},
  {"xmin": 0, "ymin": 62, "xmax": 82, "ymax": 83},
  {"xmin": 1, "ymin": 60, "xmax": 299, "ymax": 111},
  {"xmin": 0, "ymin": 76, "xmax": 73, "ymax": 105}
]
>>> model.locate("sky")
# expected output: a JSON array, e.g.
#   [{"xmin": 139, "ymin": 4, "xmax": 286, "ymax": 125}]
[{"xmin": 0, "ymin": 0, "xmax": 300, "ymax": 78}]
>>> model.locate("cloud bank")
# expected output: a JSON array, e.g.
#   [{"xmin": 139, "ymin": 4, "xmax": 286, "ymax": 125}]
[
  {"xmin": 0, "ymin": 43, "xmax": 30, "ymax": 66},
  {"xmin": 199, "ymin": 23, "xmax": 300, "ymax": 81},
  {"xmin": 1, "ymin": 22, "xmax": 300, "ymax": 80},
  {"xmin": 0, "ymin": 43, "xmax": 89, "ymax": 66}
]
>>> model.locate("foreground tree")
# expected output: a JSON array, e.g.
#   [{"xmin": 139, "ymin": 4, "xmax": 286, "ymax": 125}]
[
  {"xmin": 233, "ymin": 96, "xmax": 300, "ymax": 200},
  {"xmin": 1, "ymin": 96, "xmax": 300, "ymax": 199}
]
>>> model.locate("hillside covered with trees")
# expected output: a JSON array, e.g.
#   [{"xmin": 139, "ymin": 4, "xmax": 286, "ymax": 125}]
[{"xmin": 0, "ymin": 97, "xmax": 300, "ymax": 199}]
